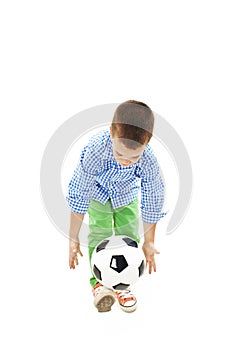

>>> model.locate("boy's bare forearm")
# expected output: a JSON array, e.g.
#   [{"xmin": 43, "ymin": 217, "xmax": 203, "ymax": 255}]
[
  {"xmin": 143, "ymin": 222, "xmax": 157, "ymax": 243},
  {"xmin": 69, "ymin": 211, "xmax": 85, "ymax": 243}
]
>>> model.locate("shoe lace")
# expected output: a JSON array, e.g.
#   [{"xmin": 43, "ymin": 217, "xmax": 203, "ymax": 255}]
[
  {"xmin": 93, "ymin": 283, "xmax": 104, "ymax": 296},
  {"xmin": 116, "ymin": 290, "xmax": 134, "ymax": 300}
]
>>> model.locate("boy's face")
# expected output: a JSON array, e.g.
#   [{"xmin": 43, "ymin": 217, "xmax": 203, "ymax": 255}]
[{"xmin": 110, "ymin": 128, "xmax": 146, "ymax": 167}]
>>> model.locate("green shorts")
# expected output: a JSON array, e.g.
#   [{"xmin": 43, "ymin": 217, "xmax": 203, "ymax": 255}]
[{"xmin": 87, "ymin": 198, "xmax": 139, "ymax": 287}]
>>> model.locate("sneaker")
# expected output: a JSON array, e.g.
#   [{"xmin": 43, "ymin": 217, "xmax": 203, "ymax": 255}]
[
  {"xmin": 93, "ymin": 283, "xmax": 116, "ymax": 312},
  {"xmin": 115, "ymin": 289, "xmax": 137, "ymax": 312}
]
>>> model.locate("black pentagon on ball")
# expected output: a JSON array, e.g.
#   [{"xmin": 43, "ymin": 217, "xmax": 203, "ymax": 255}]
[
  {"xmin": 110, "ymin": 255, "xmax": 128, "ymax": 273},
  {"xmin": 93, "ymin": 264, "xmax": 102, "ymax": 281},
  {"xmin": 138, "ymin": 260, "xmax": 145, "ymax": 277},
  {"xmin": 122, "ymin": 237, "xmax": 138, "ymax": 248},
  {"xmin": 96, "ymin": 239, "xmax": 110, "ymax": 253},
  {"xmin": 112, "ymin": 283, "xmax": 130, "ymax": 290}
]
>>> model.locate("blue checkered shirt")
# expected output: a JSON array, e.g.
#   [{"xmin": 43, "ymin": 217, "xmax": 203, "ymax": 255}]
[{"xmin": 66, "ymin": 130, "xmax": 166, "ymax": 224}]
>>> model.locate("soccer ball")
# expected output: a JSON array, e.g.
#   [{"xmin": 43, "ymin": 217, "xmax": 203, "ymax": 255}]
[{"xmin": 91, "ymin": 235, "xmax": 145, "ymax": 291}]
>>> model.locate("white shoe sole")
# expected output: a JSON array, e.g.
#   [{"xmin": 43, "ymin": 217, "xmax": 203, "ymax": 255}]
[
  {"xmin": 94, "ymin": 289, "xmax": 116, "ymax": 312},
  {"xmin": 96, "ymin": 295, "xmax": 115, "ymax": 312},
  {"xmin": 119, "ymin": 301, "xmax": 137, "ymax": 313}
]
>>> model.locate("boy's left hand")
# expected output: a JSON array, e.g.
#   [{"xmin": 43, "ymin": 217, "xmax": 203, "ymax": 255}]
[{"xmin": 142, "ymin": 242, "xmax": 160, "ymax": 274}]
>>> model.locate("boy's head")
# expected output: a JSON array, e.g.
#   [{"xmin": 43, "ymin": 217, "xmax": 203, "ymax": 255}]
[
  {"xmin": 110, "ymin": 100, "xmax": 154, "ymax": 166},
  {"xmin": 111, "ymin": 100, "xmax": 154, "ymax": 148}
]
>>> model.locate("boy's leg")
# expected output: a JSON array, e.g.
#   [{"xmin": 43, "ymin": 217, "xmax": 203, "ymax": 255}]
[
  {"xmin": 88, "ymin": 199, "xmax": 114, "ymax": 288},
  {"xmin": 113, "ymin": 198, "xmax": 140, "ymax": 243},
  {"xmin": 113, "ymin": 198, "xmax": 140, "ymax": 312}
]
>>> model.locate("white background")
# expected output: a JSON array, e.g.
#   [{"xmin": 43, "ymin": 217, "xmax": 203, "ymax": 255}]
[{"xmin": 1, "ymin": 1, "xmax": 233, "ymax": 349}]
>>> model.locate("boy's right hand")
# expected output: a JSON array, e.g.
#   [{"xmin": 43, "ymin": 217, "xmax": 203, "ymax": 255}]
[{"xmin": 69, "ymin": 241, "xmax": 83, "ymax": 269}]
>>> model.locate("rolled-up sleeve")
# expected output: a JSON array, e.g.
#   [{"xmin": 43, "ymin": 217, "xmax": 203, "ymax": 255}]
[
  {"xmin": 141, "ymin": 150, "xmax": 167, "ymax": 224},
  {"xmin": 66, "ymin": 144, "xmax": 102, "ymax": 214}
]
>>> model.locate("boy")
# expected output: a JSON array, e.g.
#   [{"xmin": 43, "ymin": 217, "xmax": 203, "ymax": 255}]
[{"xmin": 67, "ymin": 100, "xmax": 166, "ymax": 312}]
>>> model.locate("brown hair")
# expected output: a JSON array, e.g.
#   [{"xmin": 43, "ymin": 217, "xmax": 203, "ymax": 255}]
[{"xmin": 111, "ymin": 100, "xmax": 154, "ymax": 149}]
